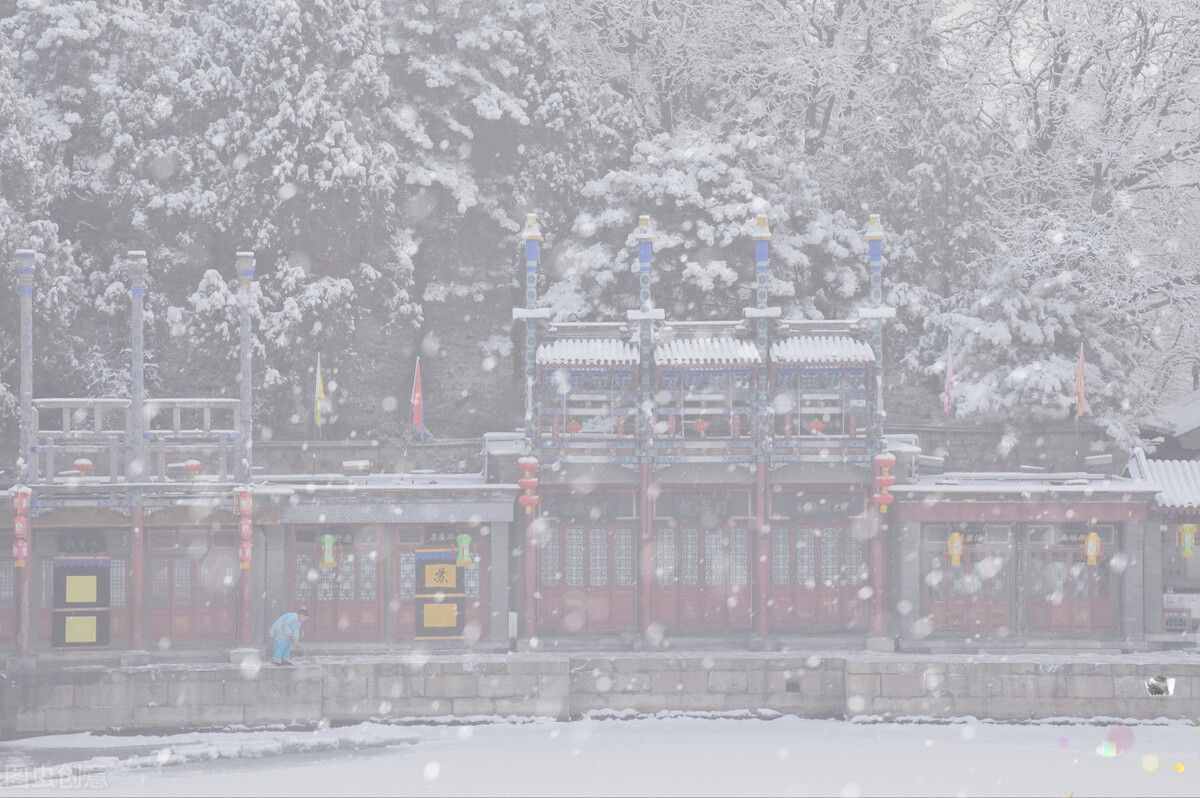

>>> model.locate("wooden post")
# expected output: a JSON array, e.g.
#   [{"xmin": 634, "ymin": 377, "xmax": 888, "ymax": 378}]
[
  {"xmin": 237, "ymin": 487, "xmax": 254, "ymax": 645},
  {"xmin": 754, "ymin": 463, "xmax": 770, "ymax": 637},
  {"xmin": 130, "ymin": 504, "xmax": 146, "ymax": 649},
  {"xmin": 639, "ymin": 462, "xmax": 655, "ymax": 636}
]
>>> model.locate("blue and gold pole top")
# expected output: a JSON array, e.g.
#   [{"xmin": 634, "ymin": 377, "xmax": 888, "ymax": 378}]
[
  {"xmin": 523, "ymin": 213, "xmax": 543, "ymax": 264},
  {"xmin": 865, "ymin": 213, "xmax": 883, "ymax": 257},
  {"xmin": 15, "ymin": 249, "xmax": 35, "ymax": 290},
  {"xmin": 753, "ymin": 213, "xmax": 771, "ymax": 265},
  {"xmin": 235, "ymin": 251, "xmax": 256, "ymax": 283},
  {"xmin": 636, "ymin": 214, "xmax": 652, "ymax": 260}
]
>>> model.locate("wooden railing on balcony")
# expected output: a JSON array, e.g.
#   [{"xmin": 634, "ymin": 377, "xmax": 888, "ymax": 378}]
[
  {"xmin": 536, "ymin": 432, "xmax": 639, "ymax": 464},
  {"xmin": 31, "ymin": 398, "xmax": 130, "ymax": 482},
  {"xmin": 144, "ymin": 398, "xmax": 242, "ymax": 481},
  {"xmin": 771, "ymin": 434, "xmax": 871, "ymax": 464}
]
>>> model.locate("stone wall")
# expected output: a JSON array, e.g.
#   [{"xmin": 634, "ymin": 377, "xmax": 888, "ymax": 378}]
[{"xmin": 4, "ymin": 652, "xmax": 1199, "ymax": 737}]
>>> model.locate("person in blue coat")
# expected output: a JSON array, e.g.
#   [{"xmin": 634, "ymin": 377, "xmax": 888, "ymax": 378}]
[{"xmin": 269, "ymin": 607, "xmax": 309, "ymax": 665}]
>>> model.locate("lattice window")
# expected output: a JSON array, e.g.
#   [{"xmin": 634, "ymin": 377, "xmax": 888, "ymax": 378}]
[
  {"xmin": 0, "ymin": 560, "xmax": 13, "ymax": 603},
  {"xmin": 614, "ymin": 530, "xmax": 635, "ymax": 586},
  {"xmin": 704, "ymin": 531, "xmax": 727, "ymax": 586},
  {"xmin": 680, "ymin": 529, "xmax": 700, "ymax": 586},
  {"xmin": 844, "ymin": 536, "xmax": 867, "ymax": 584},
  {"xmin": 794, "ymin": 529, "xmax": 816, "ymax": 585},
  {"xmin": 465, "ymin": 563, "xmax": 480, "ymax": 598},
  {"xmin": 771, "ymin": 530, "xmax": 791, "ymax": 585},
  {"xmin": 397, "ymin": 551, "xmax": 416, "ymax": 599},
  {"xmin": 731, "ymin": 529, "xmax": 749, "ymax": 586},
  {"xmin": 359, "ymin": 557, "xmax": 377, "ymax": 601},
  {"xmin": 589, "ymin": 529, "xmax": 609, "ymax": 586},
  {"xmin": 295, "ymin": 553, "xmax": 315, "ymax": 603},
  {"xmin": 539, "ymin": 533, "xmax": 561, "ymax": 587},
  {"xmin": 151, "ymin": 561, "xmax": 171, "ymax": 607},
  {"xmin": 565, "ymin": 528, "xmax": 586, "ymax": 587},
  {"xmin": 174, "ymin": 560, "xmax": 192, "ymax": 606},
  {"xmin": 109, "ymin": 559, "xmax": 127, "ymax": 608},
  {"xmin": 656, "ymin": 529, "xmax": 677, "ymax": 584},
  {"xmin": 336, "ymin": 555, "xmax": 356, "ymax": 600},
  {"xmin": 316, "ymin": 562, "xmax": 336, "ymax": 601},
  {"xmin": 819, "ymin": 530, "xmax": 840, "ymax": 583}
]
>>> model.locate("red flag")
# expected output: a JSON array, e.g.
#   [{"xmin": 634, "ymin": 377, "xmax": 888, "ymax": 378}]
[
  {"xmin": 411, "ymin": 356, "xmax": 424, "ymax": 430},
  {"xmin": 1075, "ymin": 343, "xmax": 1089, "ymax": 417}
]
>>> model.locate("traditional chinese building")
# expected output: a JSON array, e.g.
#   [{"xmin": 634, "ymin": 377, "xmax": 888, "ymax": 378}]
[{"xmin": 0, "ymin": 216, "xmax": 1185, "ymax": 656}]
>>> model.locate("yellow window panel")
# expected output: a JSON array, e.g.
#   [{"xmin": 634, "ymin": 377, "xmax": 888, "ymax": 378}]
[
  {"xmin": 65, "ymin": 574, "xmax": 98, "ymax": 604},
  {"xmin": 64, "ymin": 615, "xmax": 98, "ymax": 644},
  {"xmin": 422, "ymin": 602, "xmax": 458, "ymax": 629}
]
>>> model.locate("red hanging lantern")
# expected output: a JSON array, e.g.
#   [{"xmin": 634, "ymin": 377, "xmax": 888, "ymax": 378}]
[
  {"xmin": 11, "ymin": 488, "xmax": 31, "ymax": 568},
  {"xmin": 872, "ymin": 453, "xmax": 897, "ymax": 513},
  {"xmin": 517, "ymin": 457, "xmax": 540, "ymax": 516}
]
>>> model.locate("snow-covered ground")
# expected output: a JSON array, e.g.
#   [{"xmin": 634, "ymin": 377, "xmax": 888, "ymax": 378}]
[{"xmin": 2, "ymin": 716, "xmax": 1197, "ymax": 797}]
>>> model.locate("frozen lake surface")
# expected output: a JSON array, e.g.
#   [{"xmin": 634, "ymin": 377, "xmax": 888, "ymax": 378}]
[{"xmin": 2, "ymin": 716, "xmax": 1198, "ymax": 796}]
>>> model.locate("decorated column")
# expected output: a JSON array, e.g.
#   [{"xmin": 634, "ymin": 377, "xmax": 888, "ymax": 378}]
[
  {"xmin": 15, "ymin": 249, "xmax": 35, "ymax": 655},
  {"xmin": 237, "ymin": 487, "xmax": 254, "ymax": 644},
  {"xmin": 513, "ymin": 215, "xmax": 551, "ymax": 637},
  {"xmin": 236, "ymin": 251, "xmax": 255, "ymax": 483},
  {"xmin": 751, "ymin": 215, "xmax": 774, "ymax": 638},
  {"xmin": 127, "ymin": 251, "xmax": 149, "ymax": 649},
  {"xmin": 627, "ymin": 216, "xmax": 664, "ymax": 635},
  {"xmin": 12, "ymin": 487, "xmax": 32, "ymax": 655},
  {"xmin": 863, "ymin": 215, "xmax": 893, "ymax": 645}
]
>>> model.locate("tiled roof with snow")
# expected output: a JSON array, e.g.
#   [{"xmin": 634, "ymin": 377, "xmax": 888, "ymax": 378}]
[
  {"xmin": 771, "ymin": 336, "xmax": 875, "ymax": 365},
  {"xmin": 656, "ymin": 337, "xmax": 762, "ymax": 366},
  {"xmin": 1129, "ymin": 450, "xmax": 1200, "ymax": 510},
  {"xmin": 537, "ymin": 338, "xmax": 639, "ymax": 366}
]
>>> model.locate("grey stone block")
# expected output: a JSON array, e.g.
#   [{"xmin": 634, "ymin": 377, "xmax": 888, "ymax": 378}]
[
  {"xmin": 133, "ymin": 705, "xmax": 191, "ymax": 728},
  {"xmin": 188, "ymin": 704, "xmax": 245, "ymax": 727},
  {"xmin": 452, "ymin": 698, "xmax": 496, "ymax": 715},
  {"xmin": 881, "ymin": 673, "xmax": 927, "ymax": 698},
  {"xmin": 375, "ymin": 676, "xmax": 409, "ymax": 700},
  {"xmin": 651, "ymin": 671, "xmax": 684, "ymax": 694},
  {"xmin": 845, "ymin": 673, "xmax": 880, "ymax": 699},
  {"xmin": 708, "ymin": 670, "xmax": 749, "ymax": 693},
  {"xmin": 243, "ymin": 702, "xmax": 323, "ymax": 725},
  {"xmin": 424, "ymin": 674, "xmax": 478, "ymax": 698},
  {"xmin": 169, "ymin": 680, "xmax": 224, "ymax": 707},
  {"xmin": 1067, "ymin": 675, "xmax": 1115, "ymax": 699},
  {"xmin": 538, "ymin": 674, "xmax": 570, "ymax": 698}
]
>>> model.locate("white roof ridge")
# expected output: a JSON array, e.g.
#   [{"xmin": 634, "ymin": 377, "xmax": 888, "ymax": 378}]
[
  {"xmin": 537, "ymin": 338, "xmax": 640, "ymax": 366},
  {"xmin": 771, "ymin": 335, "xmax": 875, "ymax": 364}
]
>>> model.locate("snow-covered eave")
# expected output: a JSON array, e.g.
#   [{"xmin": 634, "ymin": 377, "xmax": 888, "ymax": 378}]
[{"xmin": 892, "ymin": 481, "xmax": 1159, "ymax": 497}]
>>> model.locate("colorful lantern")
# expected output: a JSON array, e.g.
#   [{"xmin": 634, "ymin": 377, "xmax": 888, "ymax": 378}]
[
  {"xmin": 1179, "ymin": 524, "xmax": 1197, "ymax": 560},
  {"xmin": 1085, "ymin": 531, "xmax": 1102, "ymax": 567},
  {"xmin": 456, "ymin": 533, "xmax": 474, "ymax": 567},
  {"xmin": 237, "ymin": 488, "xmax": 253, "ymax": 571},
  {"xmin": 320, "ymin": 533, "xmax": 338, "ymax": 570},
  {"xmin": 947, "ymin": 530, "xmax": 965, "ymax": 567}
]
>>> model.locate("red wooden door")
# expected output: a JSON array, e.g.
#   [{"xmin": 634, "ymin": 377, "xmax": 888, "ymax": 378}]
[
  {"xmin": 1022, "ymin": 525, "xmax": 1118, "ymax": 637},
  {"xmin": 767, "ymin": 527, "xmax": 868, "ymax": 632},
  {"xmin": 919, "ymin": 524, "xmax": 1013, "ymax": 638},
  {"xmin": 291, "ymin": 529, "xmax": 382, "ymax": 642},
  {"xmin": 148, "ymin": 535, "xmax": 237, "ymax": 646},
  {"xmin": 651, "ymin": 525, "xmax": 751, "ymax": 634},
  {"xmin": 391, "ymin": 545, "xmax": 417, "ymax": 641},
  {"xmin": 536, "ymin": 525, "xmax": 636, "ymax": 635}
]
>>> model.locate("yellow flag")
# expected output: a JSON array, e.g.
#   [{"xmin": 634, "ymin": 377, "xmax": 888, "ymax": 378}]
[{"xmin": 314, "ymin": 352, "xmax": 326, "ymax": 427}]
